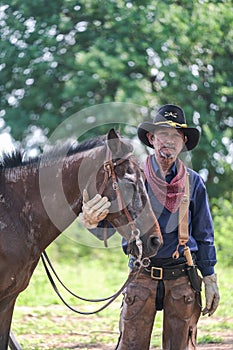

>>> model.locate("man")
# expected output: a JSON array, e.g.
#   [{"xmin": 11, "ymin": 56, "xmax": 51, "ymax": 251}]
[{"xmin": 80, "ymin": 104, "xmax": 220, "ymax": 350}]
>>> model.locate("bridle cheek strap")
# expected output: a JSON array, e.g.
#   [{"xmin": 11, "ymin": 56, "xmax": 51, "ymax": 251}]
[{"xmin": 99, "ymin": 147, "xmax": 137, "ymax": 233}]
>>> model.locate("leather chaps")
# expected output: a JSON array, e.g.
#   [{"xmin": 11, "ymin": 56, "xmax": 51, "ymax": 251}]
[{"xmin": 115, "ymin": 272, "xmax": 201, "ymax": 350}]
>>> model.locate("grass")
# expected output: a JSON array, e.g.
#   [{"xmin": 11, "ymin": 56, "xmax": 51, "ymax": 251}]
[{"xmin": 11, "ymin": 231, "xmax": 233, "ymax": 349}]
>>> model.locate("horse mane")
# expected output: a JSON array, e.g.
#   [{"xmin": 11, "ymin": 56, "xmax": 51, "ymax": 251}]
[
  {"xmin": 0, "ymin": 135, "xmax": 106, "ymax": 170},
  {"xmin": 0, "ymin": 150, "xmax": 23, "ymax": 169}
]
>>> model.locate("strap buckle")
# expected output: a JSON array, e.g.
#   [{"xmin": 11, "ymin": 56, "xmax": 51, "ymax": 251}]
[{"xmin": 151, "ymin": 267, "xmax": 163, "ymax": 280}]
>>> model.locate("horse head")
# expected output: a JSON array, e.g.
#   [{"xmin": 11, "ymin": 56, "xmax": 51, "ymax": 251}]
[{"xmin": 94, "ymin": 129, "xmax": 163, "ymax": 264}]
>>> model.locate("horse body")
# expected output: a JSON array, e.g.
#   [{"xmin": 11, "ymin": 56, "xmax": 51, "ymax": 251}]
[
  {"xmin": 0, "ymin": 167, "xmax": 54, "ymax": 347},
  {"xmin": 0, "ymin": 129, "xmax": 162, "ymax": 349}
]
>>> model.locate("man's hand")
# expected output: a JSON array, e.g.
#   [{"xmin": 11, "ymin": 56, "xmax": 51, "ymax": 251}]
[
  {"xmin": 202, "ymin": 274, "xmax": 220, "ymax": 316},
  {"xmin": 79, "ymin": 189, "xmax": 111, "ymax": 229}
]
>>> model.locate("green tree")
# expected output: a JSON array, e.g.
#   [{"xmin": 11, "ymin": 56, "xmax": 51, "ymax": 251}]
[
  {"xmin": 0, "ymin": 0, "xmax": 232, "ymax": 198},
  {"xmin": 211, "ymin": 196, "xmax": 233, "ymax": 266}
]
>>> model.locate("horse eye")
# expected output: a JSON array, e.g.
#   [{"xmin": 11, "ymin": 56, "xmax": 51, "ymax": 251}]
[{"xmin": 127, "ymin": 166, "xmax": 135, "ymax": 175}]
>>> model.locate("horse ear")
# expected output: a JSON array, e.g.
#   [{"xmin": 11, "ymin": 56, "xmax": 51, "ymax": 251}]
[
  {"xmin": 106, "ymin": 128, "xmax": 131, "ymax": 157},
  {"xmin": 107, "ymin": 128, "xmax": 119, "ymax": 142}
]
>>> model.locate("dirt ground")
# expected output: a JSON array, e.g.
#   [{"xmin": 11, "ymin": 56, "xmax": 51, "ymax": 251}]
[
  {"xmin": 12, "ymin": 320, "xmax": 233, "ymax": 350},
  {"xmin": 12, "ymin": 334, "xmax": 233, "ymax": 350},
  {"xmin": 11, "ymin": 303, "xmax": 233, "ymax": 350}
]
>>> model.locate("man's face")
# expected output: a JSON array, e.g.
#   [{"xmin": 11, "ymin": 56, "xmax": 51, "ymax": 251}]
[{"xmin": 147, "ymin": 127, "xmax": 187, "ymax": 163}]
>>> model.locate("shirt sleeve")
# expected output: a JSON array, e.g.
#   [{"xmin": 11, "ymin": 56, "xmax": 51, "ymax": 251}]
[{"xmin": 189, "ymin": 171, "xmax": 217, "ymax": 276}]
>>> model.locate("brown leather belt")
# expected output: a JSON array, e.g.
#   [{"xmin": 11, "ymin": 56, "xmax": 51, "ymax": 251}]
[{"xmin": 142, "ymin": 263, "xmax": 187, "ymax": 280}]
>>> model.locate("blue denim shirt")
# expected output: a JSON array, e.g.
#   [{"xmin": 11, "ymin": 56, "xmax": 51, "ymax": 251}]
[
  {"xmin": 144, "ymin": 157, "xmax": 216, "ymax": 276},
  {"xmin": 92, "ymin": 157, "xmax": 216, "ymax": 276}
]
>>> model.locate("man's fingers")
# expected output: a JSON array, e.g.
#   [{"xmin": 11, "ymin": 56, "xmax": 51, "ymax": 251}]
[
  {"xmin": 85, "ymin": 206, "xmax": 110, "ymax": 221},
  {"xmin": 206, "ymin": 299, "xmax": 212, "ymax": 310},
  {"xmin": 202, "ymin": 274, "xmax": 219, "ymax": 317},
  {"xmin": 83, "ymin": 189, "xmax": 89, "ymax": 203},
  {"xmin": 202, "ymin": 298, "xmax": 212, "ymax": 316},
  {"xmin": 202, "ymin": 294, "xmax": 220, "ymax": 316},
  {"xmin": 81, "ymin": 192, "xmax": 110, "ymax": 228},
  {"xmin": 97, "ymin": 209, "xmax": 110, "ymax": 221},
  {"xmin": 94, "ymin": 198, "xmax": 111, "ymax": 211},
  {"xmin": 83, "ymin": 190, "xmax": 106, "ymax": 207},
  {"xmin": 86, "ymin": 194, "xmax": 103, "ymax": 207},
  {"xmin": 91, "ymin": 196, "xmax": 110, "ymax": 211},
  {"xmin": 209, "ymin": 296, "xmax": 220, "ymax": 316},
  {"xmin": 202, "ymin": 307, "xmax": 210, "ymax": 316},
  {"xmin": 82, "ymin": 197, "xmax": 110, "ymax": 218},
  {"xmin": 83, "ymin": 190, "xmax": 110, "ymax": 211}
]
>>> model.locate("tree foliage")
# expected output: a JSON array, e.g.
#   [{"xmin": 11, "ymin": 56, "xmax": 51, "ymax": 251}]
[
  {"xmin": 0, "ymin": 0, "xmax": 232, "ymax": 198},
  {"xmin": 211, "ymin": 196, "xmax": 233, "ymax": 266}
]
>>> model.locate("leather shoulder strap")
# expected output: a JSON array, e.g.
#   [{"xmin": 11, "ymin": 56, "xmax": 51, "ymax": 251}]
[{"xmin": 178, "ymin": 170, "xmax": 190, "ymax": 246}]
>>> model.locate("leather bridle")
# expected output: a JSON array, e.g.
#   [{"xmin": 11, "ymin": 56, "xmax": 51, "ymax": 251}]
[{"xmin": 98, "ymin": 145, "xmax": 150, "ymax": 268}]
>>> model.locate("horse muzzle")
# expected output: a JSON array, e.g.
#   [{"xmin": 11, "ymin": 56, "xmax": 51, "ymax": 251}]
[{"xmin": 147, "ymin": 235, "xmax": 162, "ymax": 257}]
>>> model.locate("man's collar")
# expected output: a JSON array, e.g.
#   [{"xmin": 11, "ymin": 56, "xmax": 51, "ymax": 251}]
[{"xmin": 151, "ymin": 156, "xmax": 177, "ymax": 178}]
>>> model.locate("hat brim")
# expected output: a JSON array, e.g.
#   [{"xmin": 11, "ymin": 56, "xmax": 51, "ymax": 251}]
[{"xmin": 137, "ymin": 122, "xmax": 200, "ymax": 152}]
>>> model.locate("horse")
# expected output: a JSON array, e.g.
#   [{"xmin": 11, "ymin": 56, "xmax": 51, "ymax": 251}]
[{"xmin": 0, "ymin": 128, "xmax": 162, "ymax": 349}]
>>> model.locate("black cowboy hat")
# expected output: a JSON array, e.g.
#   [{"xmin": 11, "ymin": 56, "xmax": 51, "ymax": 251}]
[{"xmin": 137, "ymin": 104, "xmax": 200, "ymax": 152}]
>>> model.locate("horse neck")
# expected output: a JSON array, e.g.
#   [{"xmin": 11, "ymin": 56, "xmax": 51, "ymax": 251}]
[
  {"xmin": 61, "ymin": 146, "xmax": 106, "ymax": 211},
  {"xmin": 0, "ymin": 146, "xmax": 106, "ymax": 252},
  {"xmin": 38, "ymin": 145, "xmax": 106, "ymax": 248},
  {"xmin": 1, "ymin": 161, "xmax": 81, "ymax": 252}
]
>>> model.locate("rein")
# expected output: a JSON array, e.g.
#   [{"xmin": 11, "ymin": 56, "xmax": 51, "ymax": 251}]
[{"xmin": 41, "ymin": 251, "xmax": 136, "ymax": 315}]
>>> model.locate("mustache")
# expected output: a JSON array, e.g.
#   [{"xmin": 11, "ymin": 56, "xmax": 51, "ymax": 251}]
[{"xmin": 159, "ymin": 144, "xmax": 176, "ymax": 159}]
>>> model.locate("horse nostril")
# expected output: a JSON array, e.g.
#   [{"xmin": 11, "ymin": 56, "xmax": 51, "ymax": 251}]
[{"xmin": 149, "ymin": 236, "xmax": 162, "ymax": 252}]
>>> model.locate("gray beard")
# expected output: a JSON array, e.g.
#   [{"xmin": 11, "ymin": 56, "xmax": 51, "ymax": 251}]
[{"xmin": 159, "ymin": 150, "xmax": 175, "ymax": 159}]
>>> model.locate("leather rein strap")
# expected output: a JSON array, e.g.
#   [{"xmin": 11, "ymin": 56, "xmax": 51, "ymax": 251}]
[{"xmin": 41, "ymin": 251, "xmax": 135, "ymax": 315}]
